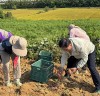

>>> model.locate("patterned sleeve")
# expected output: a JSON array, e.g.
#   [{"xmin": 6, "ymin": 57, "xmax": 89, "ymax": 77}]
[{"xmin": 69, "ymin": 29, "xmax": 76, "ymax": 38}]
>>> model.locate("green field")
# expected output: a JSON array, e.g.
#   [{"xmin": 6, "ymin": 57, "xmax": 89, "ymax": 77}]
[
  {"xmin": 1, "ymin": 8, "xmax": 100, "ymax": 61},
  {"xmin": 0, "ymin": 19, "xmax": 100, "ymax": 43}
]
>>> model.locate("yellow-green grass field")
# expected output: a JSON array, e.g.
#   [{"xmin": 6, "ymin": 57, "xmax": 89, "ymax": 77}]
[{"xmin": 4, "ymin": 8, "xmax": 100, "ymax": 20}]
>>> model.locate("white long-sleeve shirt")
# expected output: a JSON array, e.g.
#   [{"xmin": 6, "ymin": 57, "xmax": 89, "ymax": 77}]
[{"xmin": 61, "ymin": 38, "xmax": 95, "ymax": 68}]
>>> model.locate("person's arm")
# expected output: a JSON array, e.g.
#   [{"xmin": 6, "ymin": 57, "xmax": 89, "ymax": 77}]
[
  {"xmin": 69, "ymin": 29, "xmax": 76, "ymax": 38},
  {"xmin": 58, "ymin": 51, "xmax": 69, "ymax": 80},
  {"xmin": 69, "ymin": 51, "xmax": 89, "ymax": 73},
  {"xmin": 61, "ymin": 50, "xmax": 69, "ymax": 69}
]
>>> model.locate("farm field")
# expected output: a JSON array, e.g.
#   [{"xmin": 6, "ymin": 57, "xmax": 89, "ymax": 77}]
[
  {"xmin": 0, "ymin": 19, "xmax": 100, "ymax": 43},
  {"xmin": 0, "ymin": 58, "xmax": 100, "ymax": 96},
  {"xmin": 0, "ymin": 8, "xmax": 100, "ymax": 96},
  {"xmin": 4, "ymin": 8, "xmax": 100, "ymax": 20}
]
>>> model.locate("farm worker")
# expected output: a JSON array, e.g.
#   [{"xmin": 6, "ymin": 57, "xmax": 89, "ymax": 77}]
[
  {"xmin": 66, "ymin": 24, "xmax": 91, "ymax": 76},
  {"xmin": 0, "ymin": 36, "xmax": 27, "ymax": 86},
  {"xmin": 68, "ymin": 24, "xmax": 90, "ymax": 41},
  {"xmin": 58, "ymin": 38, "xmax": 100, "ymax": 93}
]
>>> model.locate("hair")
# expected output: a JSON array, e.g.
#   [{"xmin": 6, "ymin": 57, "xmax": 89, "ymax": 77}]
[
  {"xmin": 58, "ymin": 38, "xmax": 71, "ymax": 48},
  {"xmin": 68, "ymin": 24, "xmax": 79, "ymax": 30},
  {"xmin": 68, "ymin": 24, "xmax": 75, "ymax": 29}
]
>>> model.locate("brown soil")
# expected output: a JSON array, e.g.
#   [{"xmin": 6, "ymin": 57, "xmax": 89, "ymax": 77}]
[{"xmin": 0, "ymin": 58, "xmax": 100, "ymax": 96}]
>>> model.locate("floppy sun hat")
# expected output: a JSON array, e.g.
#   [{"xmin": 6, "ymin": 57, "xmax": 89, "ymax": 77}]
[{"xmin": 9, "ymin": 36, "xmax": 27, "ymax": 56}]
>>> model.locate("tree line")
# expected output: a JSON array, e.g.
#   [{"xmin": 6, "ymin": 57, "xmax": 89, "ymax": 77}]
[{"xmin": 1, "ymin": 0, "xmax": 100, "ymax": 9}]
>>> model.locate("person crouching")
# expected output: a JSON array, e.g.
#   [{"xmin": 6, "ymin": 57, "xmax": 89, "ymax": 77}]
[{"xmin": 0, "ymin": 36, "xmax": 27, "ymax": 86}]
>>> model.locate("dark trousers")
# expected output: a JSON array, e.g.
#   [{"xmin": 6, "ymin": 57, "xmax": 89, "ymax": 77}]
[
  {"xmin": 87, "ymin": 50, "xmax": 100, "ymax": 90},
  {"xmin": 67, "ymin": 50, "xmax": 100, "ymax": 89}
]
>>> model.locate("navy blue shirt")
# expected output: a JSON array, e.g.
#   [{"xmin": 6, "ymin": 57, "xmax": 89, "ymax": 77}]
[{"xmin": 2, "ymin": 38, "xmax": 12, "ymax": 54}]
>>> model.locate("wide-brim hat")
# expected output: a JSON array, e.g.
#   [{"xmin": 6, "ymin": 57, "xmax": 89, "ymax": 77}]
[{"xmin": 9, "ymin": 36, "xmax": 27, "ymax": 56}]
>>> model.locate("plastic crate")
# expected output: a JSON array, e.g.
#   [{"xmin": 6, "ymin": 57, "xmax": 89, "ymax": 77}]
[
  {"xmin": 30, "ymin": 59, "xmax": 54, "ymax": 83},
  {"xmin": 38, "ymin": 50, "xmax": 53, "ymax": 61}
]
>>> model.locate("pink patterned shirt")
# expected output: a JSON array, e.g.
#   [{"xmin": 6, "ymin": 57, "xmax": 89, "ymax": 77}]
[{"xmin": 69, "ymin": 27, "xmax": 90, "ymax": 41}]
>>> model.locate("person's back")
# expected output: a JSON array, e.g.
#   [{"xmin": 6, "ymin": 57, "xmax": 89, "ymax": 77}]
[
  {"xmin": 0, "ymin": 29, "xmax": 12, "ymax": 42},
  {"xmin": 68, "ymin": 24, "xmax": 90, "ymax": 41},
  {"xmin": 69, "ymin": 38, "xmax": 95, "ymax": 57},
  {"xmin": 68, "ymin": 24, "xmax": 90, "ymax": 72}
]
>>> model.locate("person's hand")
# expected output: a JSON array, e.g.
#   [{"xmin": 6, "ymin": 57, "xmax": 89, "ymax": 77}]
[
  {"xmin": 70, "ymin": 68, "xmax": 82, "ymax": 73},
  {"xmin": 70, "ymin": 68, "xmax": 78, "ymax": 73},
  {"xmin": 77, "ymin": 68, "xmax": 81, "ymax": 72}
]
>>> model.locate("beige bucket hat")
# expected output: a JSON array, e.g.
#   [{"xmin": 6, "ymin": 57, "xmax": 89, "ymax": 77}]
[{"xmin": 9, "ymin": 36, "xmax": 27, "ymax": 56}]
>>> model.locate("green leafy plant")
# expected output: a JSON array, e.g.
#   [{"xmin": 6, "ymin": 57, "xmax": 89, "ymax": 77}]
[
  {"xmin": 0, "ymin": 19, "xmax": 99, "ymax": 65},
  {"xmin": 0, "ymin": 10, "xmax": 5, "ymax": 19},
  {"xmin": 5, "ymin": 12, "xmax": 13, "ymax": 18},
  {"xmin": 52, "ymin": 6, "xmax": 56, "ymax": 10},
  {"xmin": 44, "ymin": 6, "xmax": 49, "ymax": 12}
]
